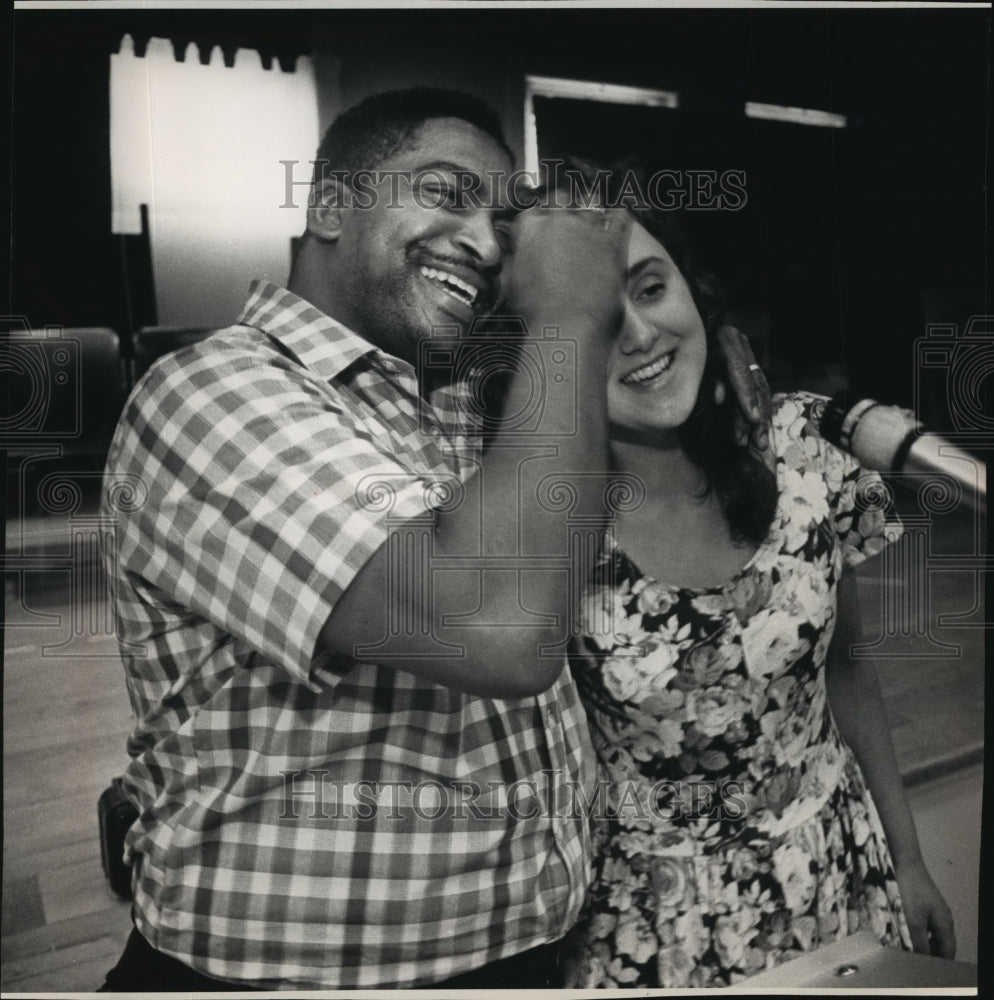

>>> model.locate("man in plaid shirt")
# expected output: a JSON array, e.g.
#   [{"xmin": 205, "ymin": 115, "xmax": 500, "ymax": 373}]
[{"xmin": 98, "ymin": 88, "xmax": 639, "ymax": 991}]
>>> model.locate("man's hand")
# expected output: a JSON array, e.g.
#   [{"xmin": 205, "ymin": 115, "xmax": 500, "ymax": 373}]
[
  {"xmin": 716, "ymin": 324, "xmax": 771, "ymax": 454},
  {"xmin": 498, "ymin": 205, "xmax": 632, "ymax": 335}
]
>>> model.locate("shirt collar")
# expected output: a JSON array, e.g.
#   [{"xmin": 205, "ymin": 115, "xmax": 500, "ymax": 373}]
[{"xmin": 238, "ymin": 280, "xmax": 414, "ymax": 383}]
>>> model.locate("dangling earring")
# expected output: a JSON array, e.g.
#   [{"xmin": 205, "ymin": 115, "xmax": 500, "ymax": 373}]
[{"xmin": 714, "ymin": 380, "xmax": 726, "ymax": 406}]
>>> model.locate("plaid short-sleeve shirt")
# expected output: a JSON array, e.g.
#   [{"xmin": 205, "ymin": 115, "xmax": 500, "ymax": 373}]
[{"xmin": 102, "ymin": 282, "xmax": 595, "ymax": 989}]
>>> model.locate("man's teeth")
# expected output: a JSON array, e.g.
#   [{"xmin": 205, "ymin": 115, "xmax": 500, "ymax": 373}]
[
  {"xmin": 622, "ymin": 352, "xmax": 674, "ymax": 385},
  {"xmin": 421, "ymin": 266, "xmax": 478, "ymax": 306}
]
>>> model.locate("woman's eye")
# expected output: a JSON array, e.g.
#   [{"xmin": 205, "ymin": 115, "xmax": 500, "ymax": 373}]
[{"xmin": 637, "ymin": 280, "xmax": 666, "ymax": 300}]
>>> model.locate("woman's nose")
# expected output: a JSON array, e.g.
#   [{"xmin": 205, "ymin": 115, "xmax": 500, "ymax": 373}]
[{"xmin": 617, "ymin": 307, "xmax": 659, "ymax": 354}]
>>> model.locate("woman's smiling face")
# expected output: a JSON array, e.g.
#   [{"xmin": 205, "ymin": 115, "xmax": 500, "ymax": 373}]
[{"xmin": 606, "ymin": 220, "xmax": 708, "ymax": 439}]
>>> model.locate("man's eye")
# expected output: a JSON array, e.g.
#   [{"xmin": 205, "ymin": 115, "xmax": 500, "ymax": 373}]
[
  {"xmin": 494, "ymin": 221, "xmax": 515, "ymax": 249},
  {"xmin": 420, "ymin": 184, "xmax": 461, "ymax": 208}
]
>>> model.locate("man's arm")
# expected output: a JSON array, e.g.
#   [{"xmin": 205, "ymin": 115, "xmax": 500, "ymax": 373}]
[
  {"xmin": 826, "ymin": 568, "xmax": 956, "ymax": 957},
  {"xmin": 319, "ymin": 208, "xmax": 631, "ymax": 698},
  {"xmin": 717, "ymin": 324, "xmax": 771, "ymax": 452}
]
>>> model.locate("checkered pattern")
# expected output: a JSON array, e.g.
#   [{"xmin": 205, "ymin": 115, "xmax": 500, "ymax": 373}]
[{"xmin": 102, "ymin": 282, "xmax": 595, "ymax": 989}]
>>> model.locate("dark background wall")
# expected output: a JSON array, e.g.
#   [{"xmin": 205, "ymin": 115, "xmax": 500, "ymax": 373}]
[{"xmin": 9, "ymin": 6, "xmax": 990, "ymax": 421}]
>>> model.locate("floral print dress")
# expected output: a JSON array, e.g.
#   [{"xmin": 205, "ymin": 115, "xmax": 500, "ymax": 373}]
[{"xmin": 571, "ymin": 392, "xmax": 913, "ymax": 988}]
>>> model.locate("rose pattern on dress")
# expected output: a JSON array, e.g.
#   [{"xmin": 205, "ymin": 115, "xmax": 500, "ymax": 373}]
[{"xmin": 572, "ymin": 393, "xmax": 912, "ymax": 987}]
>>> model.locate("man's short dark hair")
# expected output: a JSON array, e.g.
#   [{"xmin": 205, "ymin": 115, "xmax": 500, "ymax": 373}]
[{"xmin": 314, "ymin": 87, "xmax": 513, "ymax": 180}]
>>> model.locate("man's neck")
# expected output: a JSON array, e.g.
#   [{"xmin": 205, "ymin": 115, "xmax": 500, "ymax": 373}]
[{"xmin": 287, "ymin": 244, "xmax": 342, "ymax": 325}]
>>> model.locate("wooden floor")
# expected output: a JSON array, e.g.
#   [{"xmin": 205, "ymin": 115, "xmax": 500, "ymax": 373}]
[
  {"xmin": 2, "ymin": 597, "xmax": 133, "ymax": 993},
  {"xmin": 1, "ymin": 508, "xmax": 986, "ymax": 992}
]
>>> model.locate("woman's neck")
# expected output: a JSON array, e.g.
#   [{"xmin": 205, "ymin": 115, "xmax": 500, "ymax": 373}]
[
  {"xmin": 608, "ymin": 427, "xmax": 757, "ymax": 589},
  {"xmin": 609, "ymin": 427, "xmax": 705, "ymax": 501}
]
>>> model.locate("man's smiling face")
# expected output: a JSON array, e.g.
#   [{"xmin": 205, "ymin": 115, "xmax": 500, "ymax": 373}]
[{"xmin": 328, "ymin": 117, "xmax": 513, "ymax": 365}]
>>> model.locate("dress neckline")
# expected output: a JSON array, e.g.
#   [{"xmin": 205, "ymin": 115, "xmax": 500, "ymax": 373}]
[{"xmin": 607, "ymin": 441, "xmax": 784, "ymax": 596}]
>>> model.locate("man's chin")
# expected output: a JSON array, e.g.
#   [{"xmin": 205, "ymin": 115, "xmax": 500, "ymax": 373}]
[{"xmin": 418, "ymin": 307, "xmax": 477, "ymax": 344}]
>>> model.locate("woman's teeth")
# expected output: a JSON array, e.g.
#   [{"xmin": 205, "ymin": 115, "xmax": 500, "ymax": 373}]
[
  {"xmin": 421, "ymin": 266, "xmax": 478, "ymax": 307},
  {"xmin": 621, "ymin": 352, "xmax": 674, "ymax": 385}
]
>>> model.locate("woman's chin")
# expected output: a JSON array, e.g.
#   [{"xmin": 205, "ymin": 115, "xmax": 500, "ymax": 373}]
[{"xmin": 608, "ymin": 421, "xmax": 684, "ymax": 448}]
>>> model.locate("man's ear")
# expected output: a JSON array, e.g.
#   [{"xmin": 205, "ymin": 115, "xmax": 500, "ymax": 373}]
[{"xmin": 307, "ymin": 175, "xmax": 350, "ymax": 241}]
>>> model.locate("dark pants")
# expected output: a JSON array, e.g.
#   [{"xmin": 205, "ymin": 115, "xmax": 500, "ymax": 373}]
[{"xmin": 99, "ymin": 926, "xmax": 566, "ymax": 991}]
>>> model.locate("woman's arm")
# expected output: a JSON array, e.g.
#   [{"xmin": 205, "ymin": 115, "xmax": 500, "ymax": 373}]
[{"xmin": 825, "ymin": 567, "xmax": 956, "ymax": 958}]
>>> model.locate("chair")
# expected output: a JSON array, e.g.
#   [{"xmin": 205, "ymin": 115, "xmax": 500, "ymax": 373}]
[
  {"xmin": 3, "ymin": 325, "xmax": 125, "ymax": 449},
  {"xmin": 3, "ymin": 324, "xmax": 126, "ymax": 514},
  {"xmin": 132, "ymin": 326, "xmax": 216, "ymax": 382}
]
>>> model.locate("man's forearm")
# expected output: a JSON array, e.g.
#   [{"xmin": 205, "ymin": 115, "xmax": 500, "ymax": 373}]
[
  {"xmin": 319, "ymin": 210, "xmax": 628, "ymax": 695},
  {"xmin": 415, "ymin": 301, "xmax": 614, "ymax": 683},
  {"xmin": 320, "ymin": 314, "xmax": 614, "ymax": 697}
]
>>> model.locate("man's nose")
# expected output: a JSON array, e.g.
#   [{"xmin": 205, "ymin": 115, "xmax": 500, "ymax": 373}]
[{"xmin": 455, "ymin": 212, "xmax": 503, "ymax": 269}]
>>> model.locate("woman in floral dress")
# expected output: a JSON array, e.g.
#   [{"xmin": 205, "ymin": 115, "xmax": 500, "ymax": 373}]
[{"xmin": 569, "ymin": 201, "xmax": 955, "ymax": 987}]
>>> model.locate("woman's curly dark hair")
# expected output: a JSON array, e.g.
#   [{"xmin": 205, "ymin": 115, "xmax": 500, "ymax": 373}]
[
  {"xmin": 565, "ymin": 159, "xmax": 778, "ymax": 545},
  {"xmin": 642, "ymin": 207, "xmax": 777, "ymax": 544}
]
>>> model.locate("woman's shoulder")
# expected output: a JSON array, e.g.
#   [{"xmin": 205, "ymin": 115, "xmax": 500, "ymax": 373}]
[
  {"xmin": 768, "ymin": 393, "xmax": 902, "ymax": 565},
  {"xmin": 767, "ymin": 390, "xmax": 857, "ymax": 491},
  {"xmin": 769, "ymin": 390, "xmax": 830, "ymax": 443}
]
